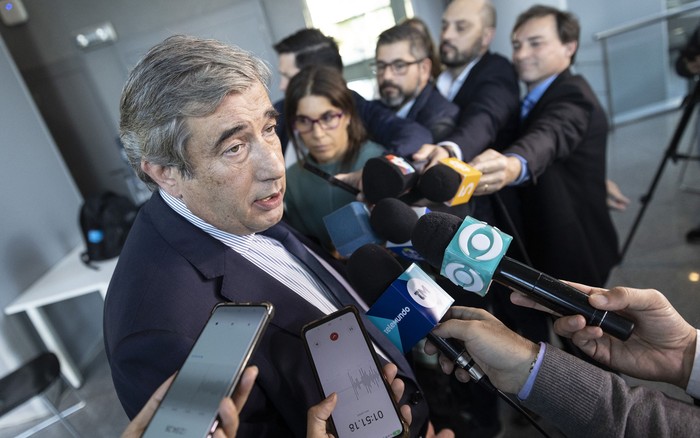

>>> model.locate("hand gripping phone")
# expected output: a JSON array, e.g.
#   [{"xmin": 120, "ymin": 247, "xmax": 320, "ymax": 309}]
[
  {"xmin": 142, "ymin": 302, "xmax": 274, "ymax": 438},
  {"xmin": 302, "ymin": 306, "xmax": 407, "ymax": 438}
]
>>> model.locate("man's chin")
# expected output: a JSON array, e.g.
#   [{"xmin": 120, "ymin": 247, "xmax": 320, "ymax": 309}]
[
  {"xmin": 442, "ymin": 58, "xmax": 467, "ymax": 69},
  {"xmin": 255, "ymin": 210, "xmax": 283, "ymax": 233}
]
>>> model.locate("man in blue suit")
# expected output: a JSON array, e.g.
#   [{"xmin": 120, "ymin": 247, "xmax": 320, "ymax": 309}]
[{"xmin": 104, "ymin": 35, "xmax": 448, "ymax": 438}]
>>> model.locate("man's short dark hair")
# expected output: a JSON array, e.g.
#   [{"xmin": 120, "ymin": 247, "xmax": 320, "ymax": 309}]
[
  {"xmin": 273, "ymin": 28, "xmax": 343, "ymax": 71},
  {"xmin": 377, "ymin": 23, "xmax": 430, "ymax": 62},
  {"xmin": 513, "ymin": 5, "xmax": 580, "ymax": 63}
]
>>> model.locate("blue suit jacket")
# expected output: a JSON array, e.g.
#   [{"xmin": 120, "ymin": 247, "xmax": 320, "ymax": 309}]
[{"xmin": 103, "ymin": 192, "xmax": 429, "ymax": 437}]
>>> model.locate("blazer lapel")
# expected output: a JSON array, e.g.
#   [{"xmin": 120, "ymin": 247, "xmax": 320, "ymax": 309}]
[
  {"xmin": 521, "ymin": 69, "xmax": 570, "ymax": 131},
  {"xmin": 262, "ymin": 224, "xmax": 414, "ymax": 371},
  {"xmin": 148, "ymin": 194, "xmax": 325, "ymax": 338},
  {"xmin": 218, "ymin": 248, "xmax": 326, "ymax": 339}
]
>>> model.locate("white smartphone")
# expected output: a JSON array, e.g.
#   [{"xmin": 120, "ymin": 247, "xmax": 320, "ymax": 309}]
[
  {"xmin": 302, "ymin": 306, "xmax": 407, "ymax": 438},
  {"xmin": 142, "ymin": 302, "xmax": 273, "ymax": 438}
]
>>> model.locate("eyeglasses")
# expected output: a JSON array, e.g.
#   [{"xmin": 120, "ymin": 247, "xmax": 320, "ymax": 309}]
[
  {"xmin": 371, "ymin": 58, "xmax": 425, "ymax": 76},
  {"xmin": 293, "ymin": 111, "xmax": 344, "ymax": 134}
]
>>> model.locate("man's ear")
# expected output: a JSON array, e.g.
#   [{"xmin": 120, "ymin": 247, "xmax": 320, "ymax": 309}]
[
  {"xmin": 481, "ymin": 27, "xmax": 496, "ymax": 50},
  {"xmin": 420, "ymin": 58, "xmax": 433, "ymax": 82},
  {"xmin": 564, "ymin": 41, "xmax": 578, "ymax": 60},
  {"xmin": 141, "ymin": 161, "xmax": 182, "ymax": 197}
]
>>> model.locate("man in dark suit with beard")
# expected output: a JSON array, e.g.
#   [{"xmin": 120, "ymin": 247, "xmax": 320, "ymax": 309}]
[
  {"xmin": 432, "ymin": 0, "xmax": 520, "ymax": 162},
  {"xmin": 374, "ymin": 23, "xmax": 459, "ymax": 143},
  {"xmin": 469, "ymin": 5, "xmax": 619, "ymax": 289}
]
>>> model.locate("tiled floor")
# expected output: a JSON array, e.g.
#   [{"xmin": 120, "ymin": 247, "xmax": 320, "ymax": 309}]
[{"xmin": 2, "ymin": 109, "xmax": 699, "ymax": 437}]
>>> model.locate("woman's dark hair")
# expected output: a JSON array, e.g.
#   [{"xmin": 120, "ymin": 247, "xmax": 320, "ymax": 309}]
[{"xmin": 284, "ymin": 65, "xmax": 367, "ymax": 172}]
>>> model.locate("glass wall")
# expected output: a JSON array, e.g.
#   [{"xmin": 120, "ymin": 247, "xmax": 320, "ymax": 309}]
[{"xmin": 304, "ymin": 0, "xmax": 413, "ymax": 98}]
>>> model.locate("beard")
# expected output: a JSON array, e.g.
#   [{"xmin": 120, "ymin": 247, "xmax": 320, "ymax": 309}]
[
  {"xmin": 440, "ymin": 40, "xmax": 483, "ymax": 68},
  {"xmin": 379, "ymin": 81, "xmax": 409, "ymax": 109}
]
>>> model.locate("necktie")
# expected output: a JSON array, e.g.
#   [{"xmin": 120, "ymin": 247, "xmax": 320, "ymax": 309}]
[
  {"xmin": 261, "ymin": 225, "xmax": 413, "ymax": 371},
  {"xmin": 261, "ymin": 224, "xmax": 347, "ymax": 308},
  {"xmin": 521, "ymin": 95, "xmax": 536, "ymax": 120}
]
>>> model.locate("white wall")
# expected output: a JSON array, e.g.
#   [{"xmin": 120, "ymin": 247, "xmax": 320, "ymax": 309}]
[{"xmin": 0, "ymin": 34, "xmax": 83, "ymax": 423}]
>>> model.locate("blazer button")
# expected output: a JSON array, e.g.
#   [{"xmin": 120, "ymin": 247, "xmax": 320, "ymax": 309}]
[{"xmin": 409, "ymin": 391, "xmax": 423, "ymax": 405}]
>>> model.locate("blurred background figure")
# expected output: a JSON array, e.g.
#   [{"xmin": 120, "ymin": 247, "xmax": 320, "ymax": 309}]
[
  {"xmin": 675, "ymin": 20, "xmax": 700, "ymax": 244},
  {"xmin": 284, "ymin": 65, "xmax": 384, "ymax": 252},
  {"xmin": 374, "ymin": 22, "xmax": 459, "ymax": 143},
  {"xmin": 401, "ymin": 17, "xmax": 443, "ymax": 80},
  {"xmin": 273, "ymin": 28, "xmax": 432, "ymax": 167}
]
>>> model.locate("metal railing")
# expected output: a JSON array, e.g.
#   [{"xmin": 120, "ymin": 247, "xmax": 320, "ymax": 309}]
[{"xmin": 593, "ymin": 1, "xmax": 700, "ymax": 126}]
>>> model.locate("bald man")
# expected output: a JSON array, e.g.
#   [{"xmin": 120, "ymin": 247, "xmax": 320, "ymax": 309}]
[{"xmin": 435, "ymin": 0, "xmax": 520, "ymax": 161}]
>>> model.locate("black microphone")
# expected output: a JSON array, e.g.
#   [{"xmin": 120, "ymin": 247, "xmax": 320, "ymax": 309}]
[
  {"xmin": 362, "ymin": 155, "xmax": 423, "ymax": 204},
  {"xmin": 362, "ymin": 154, "xmax": 481, "ymax": 206},
  {"xmin": 369, "ymin": 198, "xmax": 419, "ymax": 244},
  {"xmin": 369, "ymin": 198, "xmax": 429, "ymax": 262},
  {"xmin": 411, "ymin": 212, "xmax": 635, "ymax": 340},
  {"xmin": 415, "ymin": 163, "xmax": 462, "ymax": 203},
  {"xmin": 346, "ymin": 244, "xmax": 491, "ymax": 386}
]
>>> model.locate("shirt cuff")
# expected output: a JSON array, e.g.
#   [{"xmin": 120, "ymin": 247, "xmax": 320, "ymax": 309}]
[
  {"xmin": 506, "ymin": 153, "xmax": 530, "ymax": 186},
  {"xmin": 517, "ymin": 342, "xmax": 546, "ymax": 401},
  {"xmin": 437, "ymin": 141, "xmax": 463, "ymax": 161},
  {"xmin": 686, "ymin": 329, "xmax": 700, "ymax": 399}
]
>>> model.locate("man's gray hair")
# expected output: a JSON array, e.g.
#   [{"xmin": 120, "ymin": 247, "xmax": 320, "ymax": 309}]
[{"xmin": 119, "ymin": 35, "xmax": 271, "ymax": 190}]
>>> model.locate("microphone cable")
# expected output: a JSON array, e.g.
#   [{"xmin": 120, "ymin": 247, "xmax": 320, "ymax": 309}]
[{"xmin": 427, "ymin": 334, "xmax": 552, "ymax": 438}]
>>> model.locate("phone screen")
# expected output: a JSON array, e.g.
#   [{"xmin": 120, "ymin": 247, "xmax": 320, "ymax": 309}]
[
  {"xmin": 143, "ymin": 303, "xmax": 273, "ymax": 438},
  {"xmin": 303, "ymin": 307, "xmax": 405, "ymax": 438}
]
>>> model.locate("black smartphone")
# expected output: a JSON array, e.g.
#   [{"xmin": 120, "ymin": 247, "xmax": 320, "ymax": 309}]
[
  {"xmin": 302, "ymin": 306, "xmax": 407, "ymax": 438},
  {"xmin": 142, "ymin": 302, "xmax": 274, "ymax": 438},
  {"xmin": 291, "ymin": 134, "xmax": 360, "ymax": 196},
  {"xmin": 302, "ymin": 161, "xmax": 361, "ymax": 196}
]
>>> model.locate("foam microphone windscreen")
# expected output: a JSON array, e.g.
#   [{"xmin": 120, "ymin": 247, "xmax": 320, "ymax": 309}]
[
  {"xmin": 345, "ymin": 243, "xmax": 403, "ymax": 304},
  {"xmin": 411, "ymin": 212, "xmax": 462, "ymax": 267},
  {"xmin": 362, "ymin": 155, "xmax": 420, "ymax": 204},
  {"xmin": 417, "ymin": 164, "xmax": 463, "ymax": 203},
  {"xmin": 369, "ymin": 198, "xmax": 419, "ymax": 243}
]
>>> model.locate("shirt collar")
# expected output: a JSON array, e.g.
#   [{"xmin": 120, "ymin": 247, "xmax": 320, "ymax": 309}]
[
  {"xmin": 395, "ymin": 97, "xmax": 416, "ymax": 118},
  {"xmin": 436, "ymin": 55, "xmax": 481, "ymax": 101},
  {"xmin": 159, "ymin": 188, "xmax": 257, "ymax": 249},
  {"xmin": 523, "ymin": 73, "xmax": 558, "ymax": 105}
]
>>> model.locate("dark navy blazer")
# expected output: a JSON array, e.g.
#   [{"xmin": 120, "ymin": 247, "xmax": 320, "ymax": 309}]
[{"xmin": 103, "ymin": 191, "xmax": 429, "ymax": 437}]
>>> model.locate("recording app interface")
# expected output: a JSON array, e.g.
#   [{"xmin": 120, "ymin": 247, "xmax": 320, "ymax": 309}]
[
  {"xmin": 306, "ymin": 311, "xmax": 403, "ymax": 438},
  {"xmin": 143, "ymin": 305, "xmax": 267, "ymax": 438}
]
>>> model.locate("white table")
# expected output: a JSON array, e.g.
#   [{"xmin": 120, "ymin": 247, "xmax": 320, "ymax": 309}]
[{"xmin": 4, "ymin": 245, "xmax": 118, "ymax": 388}]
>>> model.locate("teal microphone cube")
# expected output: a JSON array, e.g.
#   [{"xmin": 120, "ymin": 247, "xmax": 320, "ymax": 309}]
[{"xmin": 440, "ymin": 216, "xmax": 512, "ymax": 296}]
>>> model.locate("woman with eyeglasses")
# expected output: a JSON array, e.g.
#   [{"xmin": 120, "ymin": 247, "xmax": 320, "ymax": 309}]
[{"xmin": 283, "ymin": 65, "xmax": 385, "ymax": 253}]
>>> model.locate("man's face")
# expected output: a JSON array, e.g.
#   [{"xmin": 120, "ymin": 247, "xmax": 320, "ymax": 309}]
[
  {"xmin": 278, "ymin": 52, "xmax": 299, "ymax": 92},
  {"xmin": 440, "ymin": 0, "xmax": 489, "ymax": 69},
  {"xmin": 376, "ymin": 41, "xmax": 430, "ymax": 109},
  {"xmin": 512, "ymin": 15, "xmax": 576, "ymax": 90},
  {"xmin": 165, "ymin": 82, "xmax": 285, "ymax": 235}
]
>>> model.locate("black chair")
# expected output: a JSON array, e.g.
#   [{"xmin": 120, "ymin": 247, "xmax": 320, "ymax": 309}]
[{"xmin": 0, "ymin": 352, "xmax": 84, "ymax": 437}]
